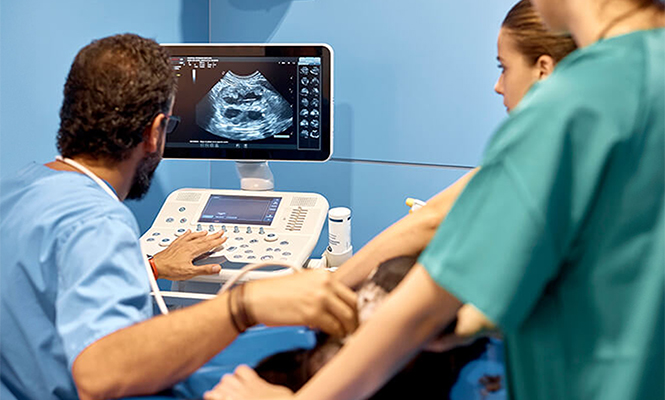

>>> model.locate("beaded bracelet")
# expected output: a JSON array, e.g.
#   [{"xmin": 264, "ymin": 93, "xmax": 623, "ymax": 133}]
[
  {"xmin": 227, "ymin": 287, "xmax": 244, "ymax": 333},
  {"xmin": 236, "ymin": 284, "xmax": 257, "ymax": 331}
]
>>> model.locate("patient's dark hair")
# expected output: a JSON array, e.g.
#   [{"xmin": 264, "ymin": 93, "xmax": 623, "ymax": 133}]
[
  {"xmin": 57, "ymin": 34, "xmax": 176, "ymax": 162},
  {"xmin": 369, "ymin": 255, "xmax": 418, "ymax": 292}
]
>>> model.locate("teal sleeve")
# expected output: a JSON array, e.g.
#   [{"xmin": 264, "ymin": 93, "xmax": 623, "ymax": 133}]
[{"xmin": 419, "ymin": 90, "xmax": 615, "ymax": 331}]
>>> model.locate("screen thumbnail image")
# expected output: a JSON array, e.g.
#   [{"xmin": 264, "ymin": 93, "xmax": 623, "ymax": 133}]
[{"xmin": 196, "ymin": 71, "xmax": 293, "ymax": 141}]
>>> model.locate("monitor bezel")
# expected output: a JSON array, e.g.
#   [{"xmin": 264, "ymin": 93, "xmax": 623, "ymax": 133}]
[{"xmin": 161, "ymin": 43, "xmax": 333, "ymax": 162}]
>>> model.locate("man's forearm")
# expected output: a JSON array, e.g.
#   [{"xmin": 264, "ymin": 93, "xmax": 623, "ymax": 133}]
[{"xmin": 73, "ymin": 293, "xmax": 238, "ymax": 400}]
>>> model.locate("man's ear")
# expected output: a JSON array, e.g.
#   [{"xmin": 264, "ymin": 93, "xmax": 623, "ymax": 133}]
[
  {"xmin": 536, "ymin": 54, "xmax": 556, "ymax": 80},
  {"xmin": 143, "ymin": 113, "xmax": 166, "ymax": 153}
]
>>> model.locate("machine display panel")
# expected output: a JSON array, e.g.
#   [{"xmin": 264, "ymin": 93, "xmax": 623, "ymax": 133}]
[
  {"xmin": 198, "ymin": 195, "xmax": 281, "ymax": 226},
  {"xmin": 162, "ymin": 44, "xmax": 332, "ymax": 161}
]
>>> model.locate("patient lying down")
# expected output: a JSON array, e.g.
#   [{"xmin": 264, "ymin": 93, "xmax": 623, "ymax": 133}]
[{"xmin": 252, "ymin": 256, "xmax": 495, "ymax": 399}]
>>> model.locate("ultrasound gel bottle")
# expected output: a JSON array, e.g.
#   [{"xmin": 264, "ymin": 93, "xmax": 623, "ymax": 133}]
[{"xmin": 324, "ymin": 207, "xmax": 353, "ymax": 269}]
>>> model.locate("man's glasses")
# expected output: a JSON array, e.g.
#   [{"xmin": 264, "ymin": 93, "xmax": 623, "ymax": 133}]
[{"xmin": 165, "ymin": 115, "xmax": 181, "ymax": 134}]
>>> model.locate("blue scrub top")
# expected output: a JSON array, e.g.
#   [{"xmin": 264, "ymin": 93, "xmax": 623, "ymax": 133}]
[{"xmin": 1, "ymin": 163, "xmax": 152, "ymax": 400}]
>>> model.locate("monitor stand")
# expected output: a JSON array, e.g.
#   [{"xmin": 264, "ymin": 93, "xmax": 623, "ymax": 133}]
[{"xmin": 235, "ymin": 161, "xmax": 275, "ymax": 191}]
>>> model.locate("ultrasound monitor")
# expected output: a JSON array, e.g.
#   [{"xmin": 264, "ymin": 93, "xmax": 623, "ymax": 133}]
[{"xmin": 162, "ymin": 44, "xmax": 333, "ymax": 162}]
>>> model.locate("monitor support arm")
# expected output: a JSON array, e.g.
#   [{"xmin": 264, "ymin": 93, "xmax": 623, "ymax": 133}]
[{"xmin": 235, "ymin": 161, "xmax": 275, "ymax": 191}]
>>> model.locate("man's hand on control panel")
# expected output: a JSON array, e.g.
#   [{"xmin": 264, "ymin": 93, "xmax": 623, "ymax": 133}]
[{"xmin": 152, "ymin": 230, "xmax": 227, "ymax": 280}]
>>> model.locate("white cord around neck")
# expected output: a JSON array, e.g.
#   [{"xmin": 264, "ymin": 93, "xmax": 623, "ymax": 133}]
[{"xmin": 55, "ymin": 156, "xmax": 119, "ymax": 201}]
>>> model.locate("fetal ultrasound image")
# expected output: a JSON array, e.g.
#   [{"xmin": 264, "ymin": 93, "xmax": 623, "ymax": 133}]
[{"xmin": 195, "ymin": 71, "xmax": 293, "ymax": 141}]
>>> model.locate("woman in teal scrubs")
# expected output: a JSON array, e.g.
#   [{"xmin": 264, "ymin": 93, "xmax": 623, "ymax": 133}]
[{"xmin": 207, "ymin": 0, "xmax": 664, "ymax": 399}]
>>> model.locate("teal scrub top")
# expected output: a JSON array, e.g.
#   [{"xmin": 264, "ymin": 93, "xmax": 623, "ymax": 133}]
[{"xmin": 419, "ymin": 28, "xmax": 664, "ymax": 400}]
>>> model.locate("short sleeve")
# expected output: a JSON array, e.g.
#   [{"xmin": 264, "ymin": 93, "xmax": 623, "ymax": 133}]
[
  {"xmin": 419, "ymin": 91, "xmax": 616, "ymax": 331},
  {"xmin": 55, "ymin": 213, "xmax": 152, "ymax": 369}
]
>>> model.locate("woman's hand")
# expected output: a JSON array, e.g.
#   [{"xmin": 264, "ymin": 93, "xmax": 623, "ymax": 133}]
[
  {"xmin": 151, "ymin": 230, "xmax": 227, "ymax": 280},
  {"xmin": 203, "ymin": 365, "xmax": 293, "ymax": 400},
  {"xmin": 246, "ymin": 269, "xmax": 358, "ymax": 337}
]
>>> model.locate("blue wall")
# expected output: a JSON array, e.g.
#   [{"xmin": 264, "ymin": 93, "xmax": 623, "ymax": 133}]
[
  {"xmin": 207, "ymin": 0, "xmax": 515, "ymax": 252},
  {"xmin": 1, "ymin": 0, "xmax": 514, "ymax": 252}
]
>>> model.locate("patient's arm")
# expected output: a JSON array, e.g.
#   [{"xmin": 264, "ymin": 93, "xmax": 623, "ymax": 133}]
[{"xmin": 334, "ymin": 168, "xmax": 478, "ymax": 288}]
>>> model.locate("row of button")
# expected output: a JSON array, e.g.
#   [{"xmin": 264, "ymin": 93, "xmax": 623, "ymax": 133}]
[
  {"xmin": 147, "ymin": 236, "xmax": 287, "ymax": 248},
  {"xmin": 165, "ymin": 217, "xmax": 188, "ymax": 224},
  {"xmin": 197, "ymin": 224, "xmax": 267, "ymax": 235},
  {"xmin": 158, "ymin": 223, "xmax": 273, "ymax": 237},
  {"xmin": 162, "ymin": 215, "xmax": 280, "ymax": 239},
  {"xmin": 225, "ymin": 245, "xmax": 291, "ymax": 255},
  {"xmin": 149, "ymin": 228, "xmax": 188, "ymax": 238},
  {"xmin": 227, "ymin": 254, "xmax": 287, "ymax": 261},
  {"xmin": 146, "ymin": 230, "xmax": 289, "ymax": 248}
]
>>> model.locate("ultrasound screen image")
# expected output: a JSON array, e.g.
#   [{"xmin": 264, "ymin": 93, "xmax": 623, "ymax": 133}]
[
  {"xmin": 196, "ymin": 71, "xmax": 293, "ymax": 141},
  {"xmin": 163, "ymin": 48, "xmax": 330, "ymax": 160}
]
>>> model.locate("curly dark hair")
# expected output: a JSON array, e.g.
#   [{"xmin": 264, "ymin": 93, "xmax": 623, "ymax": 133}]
[{"xmin": 57, "ymin": 33, "xmax": 176, "ymax": 162}]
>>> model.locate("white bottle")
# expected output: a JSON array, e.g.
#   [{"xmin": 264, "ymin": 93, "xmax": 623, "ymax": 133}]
[
  {"xmin": 328, "ymin": 207, "xmax": 352, "ymax": 254},
  {"xmin": 324, "ymin": 207, "xmax": 353, "ymax": 269}
]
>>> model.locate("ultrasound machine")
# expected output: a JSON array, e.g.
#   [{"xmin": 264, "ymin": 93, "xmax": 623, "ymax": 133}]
[{"xmin": 139, "ymin": 44, "xmax": 336, "ymax": 299}]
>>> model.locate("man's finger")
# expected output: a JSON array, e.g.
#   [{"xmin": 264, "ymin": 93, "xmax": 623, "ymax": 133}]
[
  {"xmin": 314, "ymin": 311, "xmax": 345, "ymax": 337},
  {"xmin": 183, "ymin": 230, "xmax": 209, "ymax": 241},
  {"xmin": 197, "ymin": 263, "xmax": 222, "ymax": 275},
  {"xmin": 193, "ymin": 233, "xmax": 227, "ymax": 254},
  {"xmin": 324, "ymin": 293, "xmax": 358, "ymax": 336},
  {"xmin": 331, "ymin": 279, "xmax": 358, "ymax": 308}
]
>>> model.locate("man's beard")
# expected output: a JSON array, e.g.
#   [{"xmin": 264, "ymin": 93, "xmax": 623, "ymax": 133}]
[{"xmin": 126, "ymin": 150, "xmax": 161, "ymax": 200}]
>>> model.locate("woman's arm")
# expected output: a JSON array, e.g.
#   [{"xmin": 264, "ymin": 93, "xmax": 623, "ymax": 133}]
[{"xmin": 334, "ymin": 168, "xmax": 478, "ymax": 288}]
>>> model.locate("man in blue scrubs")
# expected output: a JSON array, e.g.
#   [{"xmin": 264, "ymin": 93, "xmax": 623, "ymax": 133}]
[{"xmin": 0, "ymin": 34, "xmax": 358, "ymax": 400}]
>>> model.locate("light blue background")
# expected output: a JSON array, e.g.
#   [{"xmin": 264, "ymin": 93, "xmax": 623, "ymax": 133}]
[{"xmin": 0, "ymin": 0, "xmax": 514, "ymax": 252}]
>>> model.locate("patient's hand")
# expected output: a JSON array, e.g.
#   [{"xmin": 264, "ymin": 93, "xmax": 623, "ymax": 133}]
[
  {"xmin": 423, "ymin": 331, "xmax": 479, "ymax": 353},
  {"xmin": 151, "ymin": 230, "xmax": 227, "ymax": 280},
  {"xmin": 455, "ymin": 304, "xmax": 497, "ymax": 337},
  {"xmin": 204, "ymin": 365, "xmax": 293, "ymax": 400},
  {"xmin": 424, "ymin": 304, "xmax": 498, "ymax": 353}
]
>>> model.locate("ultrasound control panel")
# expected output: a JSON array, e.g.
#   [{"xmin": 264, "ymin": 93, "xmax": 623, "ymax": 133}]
[{"xmin": 140, "ymin": 188, "xmax": 329, "ymax": 283}]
